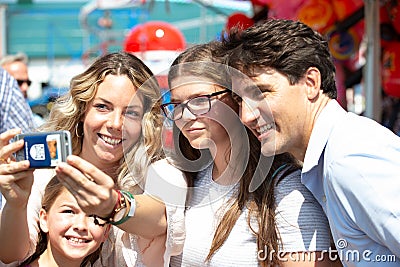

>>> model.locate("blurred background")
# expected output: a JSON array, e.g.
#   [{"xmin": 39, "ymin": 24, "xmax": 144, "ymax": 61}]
[{"xmin": 0, "ymin": 0, "xmax": 399, "ymax": 135}]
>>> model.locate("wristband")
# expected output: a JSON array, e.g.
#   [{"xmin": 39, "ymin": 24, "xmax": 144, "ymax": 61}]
[
  {"xmin": 110, "ymin": 190, "xmax": 136, "ymax": 226},
  {"xmin": 93, "ymin": 189, "xmax": 122, "ymax": 226}
]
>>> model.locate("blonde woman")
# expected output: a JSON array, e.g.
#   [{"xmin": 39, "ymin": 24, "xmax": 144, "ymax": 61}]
[{"xmin": 0, "ymin": 52, "xmax": 186, "ymax": 266}]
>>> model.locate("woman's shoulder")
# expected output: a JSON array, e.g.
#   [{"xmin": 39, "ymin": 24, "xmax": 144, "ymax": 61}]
[
  {"xmin": 147, "ymin": 159, "xmax": 187, "ymax": 186},
  {"xmin": 273, "ymin": 168, "xmax": 332, "ymax": 252},
  {"xmin": 274, "ymin": 168, "xmax": 305, "ymax": 196},
  {"xmin": 149, "ymin": 158, "xmax": 181, "ymax": 172},
  {"xmin": 274, "ymin": 167, "xmax": 322, "ymax": 210},
  {"xmin": 274, "ymin": 168, "xmax": 322, "ymax": 212},
  {"xmin": 145, "ymin": 158, "xmax": 187, "ymax": 206}
]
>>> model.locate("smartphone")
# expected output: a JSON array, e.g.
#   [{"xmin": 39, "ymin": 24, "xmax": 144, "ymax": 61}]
[{"xmin": 14, "ymin": 131, "xmax": 72, "ymax": 168}]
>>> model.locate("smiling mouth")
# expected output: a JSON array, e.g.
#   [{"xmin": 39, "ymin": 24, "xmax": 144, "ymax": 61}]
[
  {"xmin": 188, "ymin": 127, "xmax": 203, "ymax": 132},
  {"xmin": 185, "ymin": 127, "xmax": 206, "ymax": 136},
  {"xmin": 256, "ymin": 123, "xmax": 274, "ymax": 135},
  {"xmin": 98, "ymin": 134, "xmax": 122, "ymax": 146},
  {"xmin": 66, "ymin": 236, "xmax": 91, "ymax": 244}
]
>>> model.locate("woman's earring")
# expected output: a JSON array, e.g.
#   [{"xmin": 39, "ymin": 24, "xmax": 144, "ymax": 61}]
[{"xmin": 75, "ymin": 122, "xmax": 84, "ymax": 138}]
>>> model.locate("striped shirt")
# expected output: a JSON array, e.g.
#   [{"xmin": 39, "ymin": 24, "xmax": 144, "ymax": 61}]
[
  {"xmin": 171, "ymin": 164, "xmax": 331, "ymax": 266},
  {"xmin": 0, "ymin": 68, "xmax": 34, "ymax": 209},
  {"xmin": 0, "ymin": 67, "xmax": 34, "ymax": 134}
]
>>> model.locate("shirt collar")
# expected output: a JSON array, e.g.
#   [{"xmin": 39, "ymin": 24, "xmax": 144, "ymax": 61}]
[{"xmin": 302, "ymin": 100, "xmax": 346, "ymax": 173}]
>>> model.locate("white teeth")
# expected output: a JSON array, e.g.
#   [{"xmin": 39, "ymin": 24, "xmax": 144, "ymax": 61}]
[
  {"xmin": 69, "ymin": 237, "xmax": 88, "ymax": 243},
  {"xmin": 101, "ymin": 135, "xmax": 122, "ymax": 145},
  {"xmin": 257, "ymin": 123, "xmax": 273, "ymax": 134}
]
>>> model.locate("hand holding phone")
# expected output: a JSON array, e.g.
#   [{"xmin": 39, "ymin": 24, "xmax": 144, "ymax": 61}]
[{"xmin": 14, "ymin": 131, "xmax": 72, "ymax": 168}]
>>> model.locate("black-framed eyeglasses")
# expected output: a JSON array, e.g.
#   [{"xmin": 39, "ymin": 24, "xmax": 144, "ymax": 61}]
[
  {"xmin": 16, "ymin": 79, "xmax": 32, "ymax": 87},
  {"xmin": 161, "ymin": 89, "xmax": 230, "ymax": 121}
]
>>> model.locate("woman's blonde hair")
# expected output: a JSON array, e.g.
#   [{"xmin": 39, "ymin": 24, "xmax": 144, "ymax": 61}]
[{"xmin": 40, "ymin": 52, "xmax": 163, "ymax": 191}]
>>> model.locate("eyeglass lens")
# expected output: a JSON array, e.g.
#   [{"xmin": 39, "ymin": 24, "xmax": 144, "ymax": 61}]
[
  {"xmin": 167, "ymin": 96, "xmax": 211, "ymax": 120},
  {"xmin": 162, "ymin": 89, "xmax": 230, "ymax": 121}
]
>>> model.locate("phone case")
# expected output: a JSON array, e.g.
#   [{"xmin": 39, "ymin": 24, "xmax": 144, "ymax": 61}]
[{"xmin": 14, "ymin": 131, "xmax": 72, "ymax": 168}]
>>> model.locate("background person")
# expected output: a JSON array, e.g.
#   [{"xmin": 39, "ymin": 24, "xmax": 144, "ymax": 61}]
[
  {"xmin": 0, "ymin": 67, "xmax": 34, "ymax": 134},
  {"xmin": 165, "ymin": 43, "xmax": 336, "ymax": 266},
  {"xmin": 0, "ymin": 53, "xmax": 30, "ymax": 99},
  {"xmin": 220, "ymin": 19, "xmax": 400, "ymax": 266},
  {"xmin": 0, "ymin": 53, "xmax": 45, "ymax": 127}
]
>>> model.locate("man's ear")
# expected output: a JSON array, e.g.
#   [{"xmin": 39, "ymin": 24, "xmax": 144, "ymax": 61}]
[
  {"xmin": 39, "ymin": 208, "xmax": 49, "ymax": 233},
  {"xmin": 305, "ymin": 67, "xmax": 322, "ymax": 100}
]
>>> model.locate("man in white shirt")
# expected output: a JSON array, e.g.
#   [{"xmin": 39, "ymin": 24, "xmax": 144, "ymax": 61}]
[{"xmin": 220, "ymin": 19, "xmax": 400, "ymax": 266}]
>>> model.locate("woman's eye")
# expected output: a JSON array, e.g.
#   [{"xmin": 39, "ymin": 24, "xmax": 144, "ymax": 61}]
[
  {"xmin": 125, "ymin": 110, "xmax": 142, "ymax": 118},
  {"xmin": 190, "ymin": 96, "xmax": 209, "ymax": 106},
  {"xmin": 94, "ymin": 103, "xmax": 108, "ymax": 110},
  {"xmin": 61, "ymin": 209, "xmax": 74, "ymax": 214}
]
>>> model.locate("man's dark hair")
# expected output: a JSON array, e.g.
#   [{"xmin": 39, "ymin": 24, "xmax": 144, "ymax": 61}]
[{"xmin": 219, "ymin": 19, "xmax": 337, "ymax": 99}]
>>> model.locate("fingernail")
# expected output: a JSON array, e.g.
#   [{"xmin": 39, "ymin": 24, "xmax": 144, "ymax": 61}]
[
  {"xmin": 57, "ymin": 162, "xmax": 66, "ymax": 169},
  {"xmin": 55, "ymin": 167, "xmax": 62, "ymax": 174}
]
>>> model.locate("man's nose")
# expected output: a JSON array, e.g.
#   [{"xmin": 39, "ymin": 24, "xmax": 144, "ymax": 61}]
[{"xmin": 240, "ymin": 100, "xmax": 260, "ymax": 126}]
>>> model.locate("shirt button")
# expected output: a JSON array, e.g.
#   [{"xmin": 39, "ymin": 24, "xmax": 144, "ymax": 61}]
[{"xmin": 322, "ymin": 195, "xmax": 327, "ymax": 202}]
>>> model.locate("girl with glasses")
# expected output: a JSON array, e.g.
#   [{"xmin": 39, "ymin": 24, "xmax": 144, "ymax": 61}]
[{"xmin": 165, "ymin": 42, "xmax": 338, "ymax": 266}]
